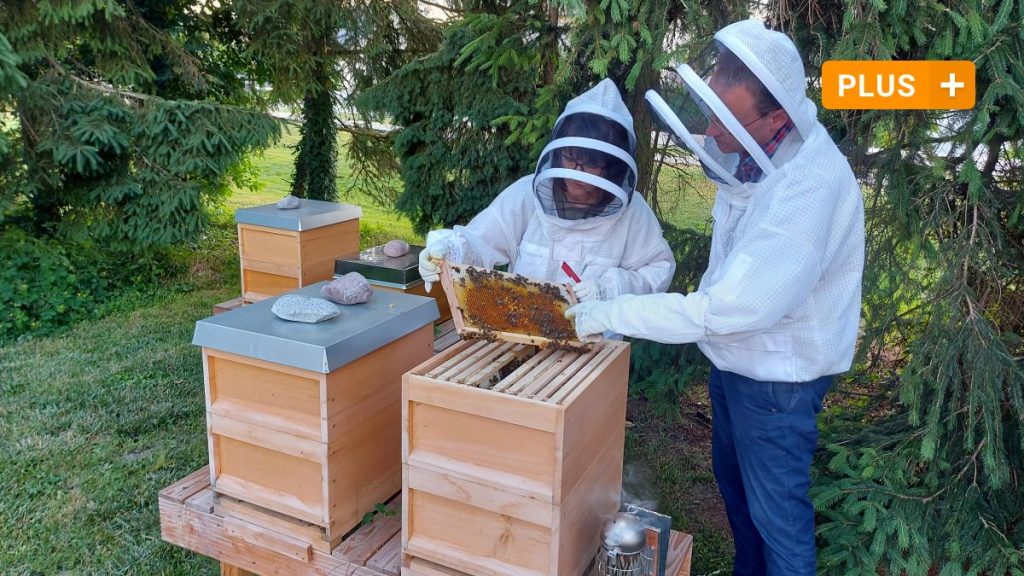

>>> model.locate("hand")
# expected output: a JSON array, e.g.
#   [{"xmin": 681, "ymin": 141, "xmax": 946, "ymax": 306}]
[
  {"xmin": 564, "ymin": 300, "xmax": 613, "ymax": 339},
  {"xmin": 418, "ymin": 241, "xmax": 451, "ymax": 293},
  {"xmin": 573, "ymin": 278, "xmax": 608, "ymax": 302}
]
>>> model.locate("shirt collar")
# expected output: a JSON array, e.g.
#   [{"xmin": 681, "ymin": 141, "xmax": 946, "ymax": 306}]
[{"xmin": 734, "ymin": 119, "xmax": 795, "ymax": 184}]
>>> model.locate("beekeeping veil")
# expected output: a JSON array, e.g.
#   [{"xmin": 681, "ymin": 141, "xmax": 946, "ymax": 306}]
[
  {"xmin": 644, "ymin": 19, "xmax": 817, "ymax": 185},
  {"xmin": 534, "ymin": 78, "xmax": 638, "ymax": 220}
]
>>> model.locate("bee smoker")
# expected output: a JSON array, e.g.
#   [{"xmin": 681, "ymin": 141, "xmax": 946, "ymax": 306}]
[{"xmin": 595, "ymin": 505, "xmax": 672, "ymax": 576}]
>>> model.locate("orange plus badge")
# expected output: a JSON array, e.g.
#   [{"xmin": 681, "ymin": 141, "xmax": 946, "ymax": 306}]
[{"xmin": 822, "ymin": 60, "xmax": 975, "ymax": 110}]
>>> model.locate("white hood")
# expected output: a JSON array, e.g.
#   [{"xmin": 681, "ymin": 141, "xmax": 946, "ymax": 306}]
[
  {"xmin": 533, "ymin": 78, "xmax": 639, "ymax": 221},
  {"xmin": 713, "ymin": 19, "xmax": 818, "ymax": 140}
]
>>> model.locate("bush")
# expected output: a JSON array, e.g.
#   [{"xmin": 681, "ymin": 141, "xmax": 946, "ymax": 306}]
[
  {"xmin": 0, "ymin": 229, "xmax": 101, "ymax": 341},
  {"xmin": 0, "ymin": 223, "xmax": 228, "ymax": 343}
]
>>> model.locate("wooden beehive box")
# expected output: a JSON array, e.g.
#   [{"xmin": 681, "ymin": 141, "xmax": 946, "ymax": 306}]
[
  {"xmin": 236, "ymin": 200, "xmax": 361, "ymax": 303},
  {"xmin": 336, "ymin": 245, "xmax": 452, "ymax": 325},
  {"xmin": 402, "ymin": 337, "xmax": 630, "ymax": 576},
  {"xmin": 193, "ymin": 282, "xmax": 439, "ymax": 551}
]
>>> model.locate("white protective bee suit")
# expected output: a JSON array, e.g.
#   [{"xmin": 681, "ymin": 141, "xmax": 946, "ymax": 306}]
[
  {"xmin": 419, "ymin": 79, "xmax": 675, "ymax": 303},
  {"xmin": 568, "ymin": 20, "xmax": 865, "ymax": 383}
]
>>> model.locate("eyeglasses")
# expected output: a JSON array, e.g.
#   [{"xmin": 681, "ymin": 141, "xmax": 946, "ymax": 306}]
[
  {"xmin": 694, "ymin": 96, "xmax": 768, "ymax": 137},
  {"xmin": 559, "ymin": 150, "xmax": 606, "ymax": 173},
  {"xmin": 707, "ymin": 113, "xmax": 768, "ymax": 137}
]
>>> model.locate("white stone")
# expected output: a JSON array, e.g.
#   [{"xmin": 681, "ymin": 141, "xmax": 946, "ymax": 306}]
[
  {"xmin": 277, "ymin": 195, "xmax": 301, "ymax": 209},
  {"xmin": 271, "ymin": 295, "xmax": 340, "ymax": 323}
]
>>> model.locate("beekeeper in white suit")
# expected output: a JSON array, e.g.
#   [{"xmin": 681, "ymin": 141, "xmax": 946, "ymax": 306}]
[
  {"xmin": 566, "ymin": 21, "xmax": 865, "ymax": 575},
  {"xmin": 418, "ymin": 78, "xmax": 674, "ymax": 308}
]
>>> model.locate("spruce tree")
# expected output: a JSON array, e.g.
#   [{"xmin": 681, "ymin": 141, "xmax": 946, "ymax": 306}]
[
  {"xmin": 768, "ymin": 1, "xmax": 1024, "ymax": 573},
  {"xmin": 234, "ymin": 0, "xmax": 440, "ymax": 203},
  {"xmin": 358, "ymin": 0, "xmax": 740, "ymax": 232},
  {"xmin": 357, "ymin": 0, "xmax": 555, "ymax": 233},
  {"xmin": 0, "ymin": 0, "xmax": 280, "ymax": 247}
]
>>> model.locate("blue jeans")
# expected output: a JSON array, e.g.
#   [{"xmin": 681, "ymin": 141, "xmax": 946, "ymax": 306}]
[{"xmin": 709, "ymin": 366, "xmax": 833, "ymax": 576}]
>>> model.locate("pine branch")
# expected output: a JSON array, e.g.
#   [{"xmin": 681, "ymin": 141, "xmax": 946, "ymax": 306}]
[{"xmin": 418, "ymin": 0, "xmax": 466, "ymax": 15}]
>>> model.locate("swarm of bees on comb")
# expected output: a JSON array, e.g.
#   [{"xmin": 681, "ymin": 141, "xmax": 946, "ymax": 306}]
[{"xmin": 442, "ymin": 264, "xmax": 590, "ymax": 350}]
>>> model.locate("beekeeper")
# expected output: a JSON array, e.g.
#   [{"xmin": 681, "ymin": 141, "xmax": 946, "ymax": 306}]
[
  {"xmin": 566, "ymin": 21, "xmax": 865, "ymax": 576},
  {"xmin": 418, "ymin": 78, "xmax": 675, "ymax": 305}
]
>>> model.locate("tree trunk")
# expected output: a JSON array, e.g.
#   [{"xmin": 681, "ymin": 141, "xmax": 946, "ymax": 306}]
[{"xmin": 291, "ymin": 59, "xmax": 337, "ymax": 202}]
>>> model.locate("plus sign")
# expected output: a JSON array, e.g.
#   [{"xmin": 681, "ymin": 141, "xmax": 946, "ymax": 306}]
[{"xmin": 940, "ymin": 72, "xmax": 965, "ymax": 98}]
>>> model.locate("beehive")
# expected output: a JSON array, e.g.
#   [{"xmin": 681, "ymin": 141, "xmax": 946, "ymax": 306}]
[
  {"xmin": 402, "ymin": 338, "xmax": 630, "ymax": 576},
  {"xmin": 335, "ymin": 245, "xmax": 451, "ymax": 325},
  {"xmin": 236, "ymin": 200, "xmax": 361, "ymax": 302},
  {"xmin": 193, "ymin": 282, "xmax": 439, "ymax": 551}
]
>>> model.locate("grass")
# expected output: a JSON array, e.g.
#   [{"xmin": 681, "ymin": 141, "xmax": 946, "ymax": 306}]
[
  {"xmin": 0, "ymin": 134, "xmax": 728, "ymax": 575},
  {"xmin": 0, "ymin": 286, "xmax": 229, "ymax": 574},
  {"xmin": 625, "ymin": 394, "xmax": 734, "ymax": 576}
]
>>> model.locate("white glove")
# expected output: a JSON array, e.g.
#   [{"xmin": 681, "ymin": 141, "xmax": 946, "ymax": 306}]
[
  {"xmin": 567, "ymin": 293, "xmax": 709, "ymax": 343},
  {"xmin": 573, "ymin": 276, "xmax": 616, "ymax": 303},
  {"xmin": 418, "ymin": 241, "xmax": 450, "ymax": 293},
  {"xmin": 564, "ymin": 300, "xmax": 615, "ymax": 339}
]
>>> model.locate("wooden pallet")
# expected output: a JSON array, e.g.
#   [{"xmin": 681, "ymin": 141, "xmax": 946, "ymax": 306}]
[
  {"xmin": 432, "ymin": 319, "xmax": 461, "ymax": 354},
  {"xmin": 160, "ymin": 467, "xmax": 402, "ymax": 576},
  {"xmin": 213, "ymin": 296, "xmax": 246, "ymax": 316},
  {"xmin": 158, "ymin": 468, "xmax": 693, "ymax": 576}
]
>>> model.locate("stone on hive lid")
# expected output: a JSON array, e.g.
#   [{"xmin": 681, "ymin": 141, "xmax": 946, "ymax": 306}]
[
  {"xmin": 271, "ymin": 294, "xmax": 340, "ymax": 323},
  {"xmin": 321, "ymin": 272, "xmax": 373, "ymax": 305},
  {"xmin": 277, "ymin": 195, "xmax": 301, "ymax": 209},
  {"xmin": 383, "ymin": 239, "xmax": 410, "ymax": 257}
]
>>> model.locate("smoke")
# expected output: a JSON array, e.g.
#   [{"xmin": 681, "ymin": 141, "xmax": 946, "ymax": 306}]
[{"xmin": 620, "ymin": 460, "xmax": 659, "ymax": 511}]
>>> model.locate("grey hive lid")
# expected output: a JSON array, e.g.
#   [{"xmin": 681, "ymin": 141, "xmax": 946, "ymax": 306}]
[
  {"xmin": 335, "ymin": 244, "xmax": 424, "ymax": 286},
  {"xmin": 235, "ymin": 199, "xmax": 362, "ymax": 231},
  {"xmin": 192, "ymin": 282, "xmax": 439, "ymax": 373}
]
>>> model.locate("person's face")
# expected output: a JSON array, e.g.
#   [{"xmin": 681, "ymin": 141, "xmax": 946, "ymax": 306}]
[
  {"xmin": 706, "ymin": 70, "xmax": 789, "ymax": 154},
  {"xmin": 559, "ymin": 148, "xmax": 607, "ymax": 204}
]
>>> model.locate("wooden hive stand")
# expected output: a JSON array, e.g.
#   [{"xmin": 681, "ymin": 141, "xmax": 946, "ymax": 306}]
[
  {"xmin": 160, "ymin": 467, "xmax": 404, "ymax": 576},
  {"xmin": 158, "ymin": 467, "xmax": 693, "ymax": 576}
]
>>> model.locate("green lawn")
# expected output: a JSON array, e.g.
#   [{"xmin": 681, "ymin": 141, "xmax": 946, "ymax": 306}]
[
  {"xmin": 0, "ymin": 134, "xmax": 726, "ymax": 575},
  {"xmin": 0, "ymin": 287, "xmax": 229, "ymax": 574},
  {"xmin": 224, "ymin": 127, "xmax": 423, "ymax": 247}
]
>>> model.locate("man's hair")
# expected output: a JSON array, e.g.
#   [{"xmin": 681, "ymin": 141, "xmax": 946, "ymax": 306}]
[{"xmin": 713, "ymin": 45, "xmax": 782, "ymax": 115}]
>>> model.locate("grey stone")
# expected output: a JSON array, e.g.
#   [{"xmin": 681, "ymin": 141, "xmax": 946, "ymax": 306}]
[
  {"xmin": 383, "ymin": 239, "xmax": 410, "ymax": 257},
  {"xmin": 271, "ymin": 295, "xmax": 340, "ymax": 323},
  {"xmin": 321, "ymin": 272, "xmax": 373, "ymax": 305},
  {"xmin": 276, "ymin": 195, "xmax": 301, "ymax": 209}
]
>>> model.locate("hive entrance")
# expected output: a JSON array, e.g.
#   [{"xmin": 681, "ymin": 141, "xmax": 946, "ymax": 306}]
[{"xmin": 419, "ymin": 339, "xmax": 617, "ymax": 405}]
